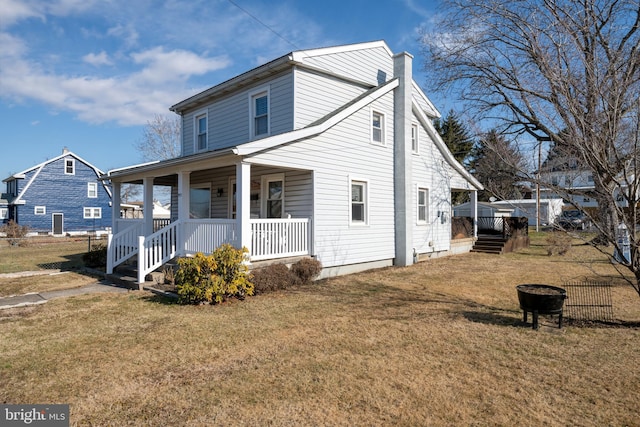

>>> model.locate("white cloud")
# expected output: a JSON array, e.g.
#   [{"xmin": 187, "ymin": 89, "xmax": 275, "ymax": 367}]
[
  {"xmin": 83, "ymin": 51, "xmax": 112, "ymax": 66},
  {"xmin": 107, "ymin": 23, "xmax": 139, "ymax": 48},
  {"xmin": 131, "ymin": 47, "xmax": 230, "ymax": 83},
  {"xmin": 0, "ymin": 0, "xmax": 42, "ymax": 28}
]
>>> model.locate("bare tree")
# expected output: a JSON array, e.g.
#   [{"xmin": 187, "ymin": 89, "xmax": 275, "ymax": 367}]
[
  {"xmin": 422, "ymin": 0, "xmax": 640, "ymax": 294},
  {"xmin": 134, "ymin": 114, "xmax": 181, "ymax": 162}
]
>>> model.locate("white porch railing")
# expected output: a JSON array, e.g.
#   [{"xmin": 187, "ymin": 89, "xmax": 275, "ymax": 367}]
[
  {"xmin": 183, "ymin": 219, "xmax": 238, "ymax": 255},
  {"xmin": 250, "ymin": 218, "xmax": 310, "ymax": 261},
  {"xmin": 107, "ymin": 220, "xmax": 144, "ymax": 274},
  {"xmin": 109, "ymin": 217, "xmax": 311, "ymax": 284}
]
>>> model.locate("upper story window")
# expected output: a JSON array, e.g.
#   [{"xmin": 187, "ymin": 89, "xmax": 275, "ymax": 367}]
[
  {"xmin": 371, "ymin": 111, "xmax": 384, "ymax": 144},
  {"xmin": 350, "ymin": 179, "xmax": 368, "ymax": 225},
  {"xmin": 87, "ymin": 182, "xmax": 98, "ymax": 198},
  {"xmin": 251, "ymin": 89, "xmax": 269, "ymax": 137},
  {"xmin": 195, "ymin": 112, "xmax": 207, "ymax": 152},
  {"xmin": 587, "ymin": 173, "xmax": 594, "ymax": 184},
  {"xmin": 65, "ymin": 159, "xmax": 75, "ymax": 175},
  {"xmin": 411, "ymin": 123, "xmax": 419, "ymax": 153}
]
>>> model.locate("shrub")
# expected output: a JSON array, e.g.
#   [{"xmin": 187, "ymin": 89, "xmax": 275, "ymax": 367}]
[
  {"xmin": 290, "ymin": 258, "xmax": 322, "ymax": 284},
  {"xmin": 0, "ymin": 220, "xmax": 29, "ymax": 246},
  {"xmin": 251, "ymin": 263, "xmax": 299, "ymax": 294},
  {"xmin": 546, "ymin": 232, "xmax": 572, "ymax": 256},
  {"xmin": 175, "ymin": 245, "xmax": 254, "ymax": 305},
  {"xmin": 83, "ymin": 243, "xmax": 107, "ymax": 268}
]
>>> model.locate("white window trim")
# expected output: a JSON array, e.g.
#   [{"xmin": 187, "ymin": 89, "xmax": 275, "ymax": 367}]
[
  {"xmin": 87, "ymin": 182, "xmax": 98, "ymax": 198},
  {"xmin": 194, "ymin": 109, "xmax": 208, "ymax": 153},
  {"xmin": 411, "ymin": 123, "xmax": 419, "ymax": 154},
  {"xmin": 0, "ymin": 208, "xmax": 7, "ymax": 220},
  {"xmin": 83, "ymin": 207, "xmax": 102, "ymax": 219},
  {"xmin": 349, "ymin": 177, "xmax": 369, "ymax": 226},
  {"xmin": 249, "ymin": 86, "xmax": 271, "ymax": 139},
  {"xmin": 64, "ymin": 159, "xmax": 75, "ymax": 175},
  {"xmin": 34, "ymin": 206, "xmax": 46, "ymax": 215},
  {"xmin": 417, "ymin": 186, "xmax": 429, "ymax": 225},
  {"xmin": 261, "ymin": 173, "xmax": 284, "ymax": 218},
  {"xmin": 370, "ymin": 109, "xmax": 385, "ymax": 145}
]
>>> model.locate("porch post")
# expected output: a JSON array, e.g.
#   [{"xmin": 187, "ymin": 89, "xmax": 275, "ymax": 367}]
[
  {"xmin": 177, "ymin": 171, "xmax": 190, "ymax": 257},
  {"xmin": 236, "ymin": 161, "xmax": 251, "ymax": 255},
  {"xmin": 143, "ymin": 177, "xmax": 154, "ymax": 236},
  {"xmin": 111, "ymin": 181, "xmax": 121, "ymax": 233},
  {"xmin": 470, "ymin": 190, "xmax": 478, "ymax": 238}
]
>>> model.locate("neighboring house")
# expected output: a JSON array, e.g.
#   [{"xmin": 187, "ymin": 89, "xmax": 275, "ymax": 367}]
[
  {"xmin": 105, "ymin": 41, "xmax": 483, "ymax": 284},
  {"xmin": 492, "ymin": 199, "xmax": 564, "ymax": 226},
  {"xmin": 2, "ymin": 148, "xmax": 112, "ymax": 235},
  {"xmin": 453, "ymin": 201, "xmax": 514, "ymax": 218}
]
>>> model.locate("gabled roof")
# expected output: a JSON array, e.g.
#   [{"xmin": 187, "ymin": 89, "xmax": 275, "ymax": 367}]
[{"xmin": 6, "ymin": 150, "xmax": 112, "ymax": 204}]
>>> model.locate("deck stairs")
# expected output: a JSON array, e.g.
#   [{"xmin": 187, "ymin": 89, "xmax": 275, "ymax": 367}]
[{"xmin": 471, "ymin": 235, "xmax": 507, "ymax": 254}]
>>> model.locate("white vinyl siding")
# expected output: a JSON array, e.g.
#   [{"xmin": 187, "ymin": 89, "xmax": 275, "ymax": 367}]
[
  {"xmin": 87, "ymin": 182, "xmax": 98, "ymax": 198},
  {"xmin": 248, "ymin": 91, "xmax": 396, "ymax": 267},
  {"xmin": 34, "ymin": 206, "xmax": 46, "ymax": 215},
  {"xmin": 83, "ymin": 207, "xmax": 101, "ymax": 219}
]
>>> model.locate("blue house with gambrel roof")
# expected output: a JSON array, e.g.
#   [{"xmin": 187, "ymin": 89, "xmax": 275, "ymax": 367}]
[{"xmin": 2, "ymin": 148, "xmax": 112, "ymax": 235}]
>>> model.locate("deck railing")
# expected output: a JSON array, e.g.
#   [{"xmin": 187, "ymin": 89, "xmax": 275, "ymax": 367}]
[{"xmin": 138, "ymin": 220, "xmax": 179, "ymax": 284}]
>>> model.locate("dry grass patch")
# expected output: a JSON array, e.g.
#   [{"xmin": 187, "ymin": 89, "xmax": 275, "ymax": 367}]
[{"xmin": 0, "ymin": 232, "xmax": 639, "ymax": 426}]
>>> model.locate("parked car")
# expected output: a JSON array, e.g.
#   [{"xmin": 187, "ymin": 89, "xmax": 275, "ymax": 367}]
[{"xmin": 557, "ymin": 209, "xmax": 591, "ymax": 230}]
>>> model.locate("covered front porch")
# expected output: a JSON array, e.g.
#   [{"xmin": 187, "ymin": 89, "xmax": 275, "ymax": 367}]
[{"xmin": 106, "ymin": 156, "xmax": 313, "ymax": 285}]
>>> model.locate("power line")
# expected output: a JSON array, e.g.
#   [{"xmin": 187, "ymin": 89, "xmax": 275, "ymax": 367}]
[{"xmin": 227, "ymin": 0, "xmax": 299, "ymax": 51}]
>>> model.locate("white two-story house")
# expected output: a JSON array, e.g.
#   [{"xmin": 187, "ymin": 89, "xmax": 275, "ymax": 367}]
[{"xmin": 105, "ymin": 41, "xmax": 483, "ymax": 285}]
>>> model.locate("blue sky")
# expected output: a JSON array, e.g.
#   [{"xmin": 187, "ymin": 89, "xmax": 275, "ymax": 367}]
[{"xmin": 0, "ymin": 0, "xmax": 446, "ymax": 181}]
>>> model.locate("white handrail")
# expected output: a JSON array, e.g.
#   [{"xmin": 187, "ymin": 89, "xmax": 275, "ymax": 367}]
[
  {"xmin": 107, "ymin": 221, "xmax": 144, "ymax": 273},
  {"xmin": 138, "ymin": 220, "xmax": 180, "ymax": 284}
]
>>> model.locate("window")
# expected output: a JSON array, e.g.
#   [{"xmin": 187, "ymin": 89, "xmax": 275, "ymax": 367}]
[
  {"xmin": 587, "ymin": 174, "xmax": 594, "ymax": 184},
  {"xmin": 87, "ymin": 182, "xmax": 98, "ymax": 198},
  {"xmin": 350, "ymin": 180, "xmax": 368, "ymax": 224},
  {"xmin": 411, "ymin": 124, "xmax": 419, "ymax": 153},
  {"xmin": 34, "ymin": 206, "xmax": 46, "ymax": 215},
  {"xmin": 195, "ymin": 112, "xmax": 207, "ymax": 152},
  {"xmin": 190, "ymin": 187, "xmax": 210, "ymax": 219},
  {"xmin": 251, "ymin": 89, "xmax": 269, "ymax": 137},
  {"xmin": 371, "ymin": 111, "xmax": 384, "ymax": 144},
  {"xmin": 83, "ymin": 207, "xmax": 101, "ymax": 219},
  {"xmin": 0, "ymin": 208, "xmax": 7, "ymax": 220},
  {"xmin": 64, "ymin": 159, "xmax": 75, "ymax": 175},
  {"xmin": 262, "ymin": 174, "xmax": 284, "ymax": 218},
  {"xmin": 417, "ymin": 188, "xmax": 429, "ymax": 223},
  {"xmin": 229, "ymin": 179, "xmax": 237, "ymax": 219}
]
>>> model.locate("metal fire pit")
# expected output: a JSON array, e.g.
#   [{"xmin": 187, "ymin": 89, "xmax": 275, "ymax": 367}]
[{"xmin": 516, "ymin": 284, "xmax": 567, "ymax": 329}]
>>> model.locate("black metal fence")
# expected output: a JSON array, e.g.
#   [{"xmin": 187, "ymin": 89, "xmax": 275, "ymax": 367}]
[{"xmin": 563, "ymin": 281, "xmax": 614, "ymax": 322}]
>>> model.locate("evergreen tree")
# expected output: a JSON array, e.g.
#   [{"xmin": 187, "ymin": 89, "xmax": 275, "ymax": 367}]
[
  {"xmin": 433, "ymin": 110, "xmax": 474, "ymax": 166},
  {"xmin": 469, "ymin": 130, "xmax": 524, "ymax": 201}
]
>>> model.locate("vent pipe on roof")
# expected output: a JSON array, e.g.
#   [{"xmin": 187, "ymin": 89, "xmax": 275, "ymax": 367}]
[{"xmin": 62, "ymin": 147, "xmax": 69, "ymax": 154}]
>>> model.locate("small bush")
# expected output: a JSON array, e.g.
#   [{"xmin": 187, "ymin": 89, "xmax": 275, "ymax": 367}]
[
  {"xmin": 83, "ymin": 243, "xmax": 107, "ymax": 268},
  {"xmin": 290, "ymin": 258, "xmax": 322, "ymax": 284},
  {"xmin": 0, "ymin": 220, "xmax": 29, "ymax": 246},
  {"xmin": 546, "ymin": 232, "xmax": 572, "ymax": 256},
  {"xmin": 251, "ymin": 263, "xmax": 299, "ymax": 294},
  {"xmin": 175, "ymin": 245, "xmax": 254, "ymax": 305}
]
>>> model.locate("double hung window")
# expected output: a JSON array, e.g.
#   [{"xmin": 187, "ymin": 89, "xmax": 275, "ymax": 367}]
[
  {"xmin": 252, "ymin": 91, "xmax": 269, "ymax": 137},
  {"xmin": 371, "ymin": 111, "xmax": 384, "ymax": 144},
  {"xmin": 196, "ymin": 113, "xmax": 207, "ymax": 151},
  {"xmin": 83, "ymin": 207, "xmax": 101, "ymax": 219},
  {"xmin": 417, "ymin": 188, "xmax": 428, "ymax": 223},
  {"xmin": 350, "ymin": 180, "xmax": 368, "ymax": 224}
]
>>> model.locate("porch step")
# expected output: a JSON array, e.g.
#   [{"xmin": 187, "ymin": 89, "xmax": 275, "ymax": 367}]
[
  {"xmin": 471, "ymin": 236, "xmax": 506, "ymax": 254},
  {"xmin": 105, "ymin": 263, "xmax": 155, "ymax": 290}
]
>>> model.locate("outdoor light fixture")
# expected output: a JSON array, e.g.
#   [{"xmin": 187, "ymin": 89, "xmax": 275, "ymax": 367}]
[{"xmin": 217, "ymin": 188, "xmax": 224, "ymax": 197}]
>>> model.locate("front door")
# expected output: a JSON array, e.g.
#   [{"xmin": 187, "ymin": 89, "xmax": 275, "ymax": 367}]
[{"xmin": 52, "ymin": 213, "xmax": 63, "ymax": 235}]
